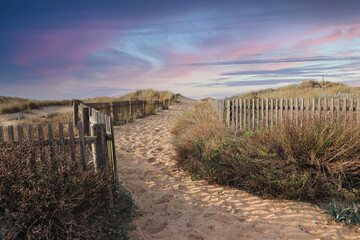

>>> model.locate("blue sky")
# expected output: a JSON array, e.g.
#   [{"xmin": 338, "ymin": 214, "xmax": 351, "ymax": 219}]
[{"xmin": 0, "ymin": 0, "xmax": 360, "ymax": 99}]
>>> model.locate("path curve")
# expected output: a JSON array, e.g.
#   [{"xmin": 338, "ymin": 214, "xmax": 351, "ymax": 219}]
[{"xmin": 114, "ymin": 98, "xmax": 359, "ymax": 240}]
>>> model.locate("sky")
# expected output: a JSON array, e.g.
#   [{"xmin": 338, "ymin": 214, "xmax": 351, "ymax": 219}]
[{"xmin": 0, "ymin": 0, "xmax": 360, "ymax": 100}]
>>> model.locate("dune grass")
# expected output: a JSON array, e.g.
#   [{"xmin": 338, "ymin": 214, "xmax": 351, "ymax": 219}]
[
  {"xmin": 85, "ymin": 89, "xmax": 174, "ymax": 103},
  {"xmin": 0, "ymin": 96, "xmax": 81, "ymax": 114},
  {"xmin": 234, "ymin": 80, "xmax": 360, "ymax": 99},
  {"xmin": 1, "ymin": 89, "xmax": 174, "ymax": 115},
  {"xmin": 0, "ymin": 142, "xmax": 139, "ymax": 239},
  {"xmin": 172, "ymin": 100, "xmax": 360, "ymax": 206}
]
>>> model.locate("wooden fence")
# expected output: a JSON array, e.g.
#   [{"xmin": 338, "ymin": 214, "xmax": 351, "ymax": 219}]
[
  {"xmin": 0, "ymin": 104, "xmax": 117, "ymax": 180},
  {"xmin": 80, "ymin": 99, "xmax": 171, "ymax": 124},
  {"xmin": 213, "ymin": 98, "xmax": 360, "ymax": 130}
]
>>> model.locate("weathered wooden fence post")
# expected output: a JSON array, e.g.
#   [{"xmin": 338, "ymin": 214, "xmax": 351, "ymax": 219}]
[
  {"xmin": 81, "ymin": 107, "xmax": 90, "ymax": 136},
  {"xmin": 91, "ymin": 123, "xmax": 107, "ymax": 171},
  {"xmin": 73, "ymin": 102, "xmax": 79, "ymax": 127}
]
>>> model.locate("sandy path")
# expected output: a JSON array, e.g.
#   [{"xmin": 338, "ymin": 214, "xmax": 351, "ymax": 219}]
[{"xmin": 115, "ymin": 98, "xmax": 359, "ymax": 240}]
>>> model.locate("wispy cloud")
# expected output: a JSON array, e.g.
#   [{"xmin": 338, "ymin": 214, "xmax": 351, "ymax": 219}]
[{"xmin": 184, "ymin": 56, "xmax": 360, "ymax": 67}]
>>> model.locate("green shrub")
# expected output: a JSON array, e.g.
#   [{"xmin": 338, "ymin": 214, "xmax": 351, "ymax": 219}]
[
  {"xmin": 327, "ymin": 199, "xmax": 360, "ymax": 225},
  {"xmin": 0, "ymin": 143, "xmax": 139, "ymax": 239}
]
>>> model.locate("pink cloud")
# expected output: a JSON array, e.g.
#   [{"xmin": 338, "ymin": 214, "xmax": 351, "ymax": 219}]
[
  {"xmin": 10, "ymin": 24, "xmax": 118, "ymax": 76},
  {"xmin": 295, "ymin": 24, "xmax": 360, "ymax": 49}
]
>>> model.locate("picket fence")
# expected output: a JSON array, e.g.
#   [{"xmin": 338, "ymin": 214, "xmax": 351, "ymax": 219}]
[
  {"xmin": 0, "ymin": 103, "xmax": 117, "ymax": 179},
  {"xmin": 213, "ymin": 98, "xmax": 360, "ymax": 130}
]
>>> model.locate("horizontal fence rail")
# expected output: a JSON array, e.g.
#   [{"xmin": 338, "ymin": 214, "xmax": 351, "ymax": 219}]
[{"xmin": 213, "ymin": 98, "xmax": 360, "ymax": 130}]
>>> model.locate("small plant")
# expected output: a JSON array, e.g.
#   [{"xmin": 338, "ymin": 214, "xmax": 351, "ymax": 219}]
[
  {"xmin": 327, "ymin": 199, "xmax": 360, "ymax": 225},
  {"xmin": 117, "ymin": 112, "xmax": 132, "ymax": 124}
]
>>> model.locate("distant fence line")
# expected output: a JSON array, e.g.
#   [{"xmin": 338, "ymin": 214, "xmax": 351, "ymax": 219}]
[
  {"xmin": 213, "ymin": 98, "xmax": 360, "ymax": 130},
  {"xmin": 78, "ymin": 94, "xmax": 180, "ymax": 124}
]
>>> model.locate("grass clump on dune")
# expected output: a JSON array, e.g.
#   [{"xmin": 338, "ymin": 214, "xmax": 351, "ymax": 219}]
[
  {"xmin": 0, "ymin": 96, "xmax": 81, "ymax": 114},
  {"xmin": 235, "ymin": 80, "xmax": 360, "ymax": 99},
  {"xmin": 85, "ymin": 89, "xmax": 174, "ymax": 103},
  {"xmin": 172, "ymin": 101, "xmax": 360, "ymax": 205}
]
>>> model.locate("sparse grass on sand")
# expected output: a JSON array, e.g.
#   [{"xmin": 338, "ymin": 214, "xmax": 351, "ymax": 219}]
[
  {"xmin": 234, "ymin": 80, "xmax": 360, "ymax": 99},
  {"xmin": 172, "ymin": 100, "xmax": 360, "ymax": 208}
]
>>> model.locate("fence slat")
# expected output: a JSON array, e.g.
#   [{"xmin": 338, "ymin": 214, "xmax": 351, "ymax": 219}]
[
  {"xmin": 109, "ymin": 116, "xmax": 118, "ymax": 180},
  {"xmin": 350, "ymin": 98, "xmax": 354, "ymax": 123},
  {"xmin": 37, "ymin": 124, "xmax": 44, "ymax": 159},
  {"xmin": 337, "ymin": 98, "xmax": 340, "ymax": 121},
  {"xmin": 16, "ymin": 125, "xmax": 23, "ymax": 144},
  {"xmin": 318, "ymin": 98, "xmax": 321, "ymax": 122},
  {"xmin": 226, "ymin": 99, "xmax": 230, "ymax": 127},
  {"xmin": 247, "ymin": 98, "xmax": 251, "ymax": 129},
  {"xmin": 235, "ymin": 99, "xmax": 239, "ymax": 130},
  {"xmin": 331, "ymin": 98, "xmax": 334, "ymax": 122},
  {"xmin": 344, "ymin": 98, "xmax": 347, "ymax": 121},
  {"xmin": 266, "ymin": 98, "xmax": 269, "ymax": 128},
  {"xmin": 28, "ymin": 124, "xmax": 33, "ymax": 143},
  {"xmin": 275, "ymin": 98, "xmax": 278, "ymax": 126},
  {"xmin": 280, "ymin": 98, "xmax": 283, "ymax": 125},
  {"xmin": 244, "ymin": 99, "xmax": 247, "ymax": 130},
  {"xmin": 231, "ymin": 99, "xmax": 235, "ymax": 127},
  {"xmin": 68, "ymin": 122, "xmax": 76, "ymax": 162},
  {"xmin": 270, "ymin": 99, "xmax": 274, "ymax": 127},
  {"xmin": 0, "ymin": 126, "xmax": 3, "ymax": 142},
  {"xmin": 48, "ymin": 123, "xmax": 55, "ymax": 159},
  {"xmin": 324, "ymin": 98, "xmax": 328, "ymax": 123},
  {"xmin": 239, "ymin": 99, "xmax": 243, "ymax": 130},
  {"xmin": 82, "ymin": 107, "xmax": 90, "ymax": 136},
  {"xmin": 73, "ymin": 102, "xmax": 79, "ymax": 127},
  {"xmin": 300, "ymin": 98, "xmax": 304, "ymax": 126},
  {"xmin": 295, "ymin": 98, "xmax": 299, "ymax": 126},
  {"xmin": 312, "ymin": 98, "xmax": 316, "ymax": 122},
  {"xmin": 290, "ymin": 98, "xmax": 294, "ymax": 124},
  {"xmin": 285, "ymin": 98, "xmax": 289, "ymax": 121},
  {"xmin": 306, "ymin": 98, "xmax": 310, "ymax": 122},
  {"xmin": 252, "ymin": 99, "xmax": 255, "ymax": 129},
  {"xmin": 91, "ymin": 123, "xmax": 107, "ymax": 171},
  {"xmin": 256, "ymin": 98, "xmax": 260, "ymax": 128},
  {"xmin": 358, "ymin": 98, "xmax": 360, "ymax": 124},
  {"xmin": 58, "ymin": 123, "xmax": 65, "ymax": 156},
  {"xmin": 77, "ymin": 122, "xmax": 87, "ymax": 171},
  {"xmin": 261, "ymin": 98, "xmax": 264, "ymax": 128},
  {"xmin": 8, "ymin": 126, "xmax": 14, "ymax": 143}
]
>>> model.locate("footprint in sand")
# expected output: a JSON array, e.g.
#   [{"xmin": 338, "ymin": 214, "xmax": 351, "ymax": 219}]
[
  {"xmin": 147, "ymin": 157, "xmax": 157, "ymax": 163},
  {"xmin": 145, "ymin": 220, "xmax": 167, "ymax": 234},
  {"xmin": 156, "ymin": 147, "xmax": 164, "ymax": 152},
  {"xmin": 154, "ymin": 194, "xmax": 174, "ymax": 205}
]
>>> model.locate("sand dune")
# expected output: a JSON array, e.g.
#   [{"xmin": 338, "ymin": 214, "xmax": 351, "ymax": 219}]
[{"xmin": 115, "ymin": 97, "xmax": 359, "ymax": 240}]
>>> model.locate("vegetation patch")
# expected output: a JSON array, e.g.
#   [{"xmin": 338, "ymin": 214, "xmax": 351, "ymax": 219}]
[
  {"xmin": 172, "ymin": 101, "xmax": 360, "ymax": 209},
  {"xmin": 0, "ymin": 143, "xmax": 139, "ymax": 239}
]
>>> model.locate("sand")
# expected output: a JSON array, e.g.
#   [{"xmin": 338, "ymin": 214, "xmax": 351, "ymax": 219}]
[{"xmin": 115, "ymin": 97, "xmax": 359, "ymax": 240}]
